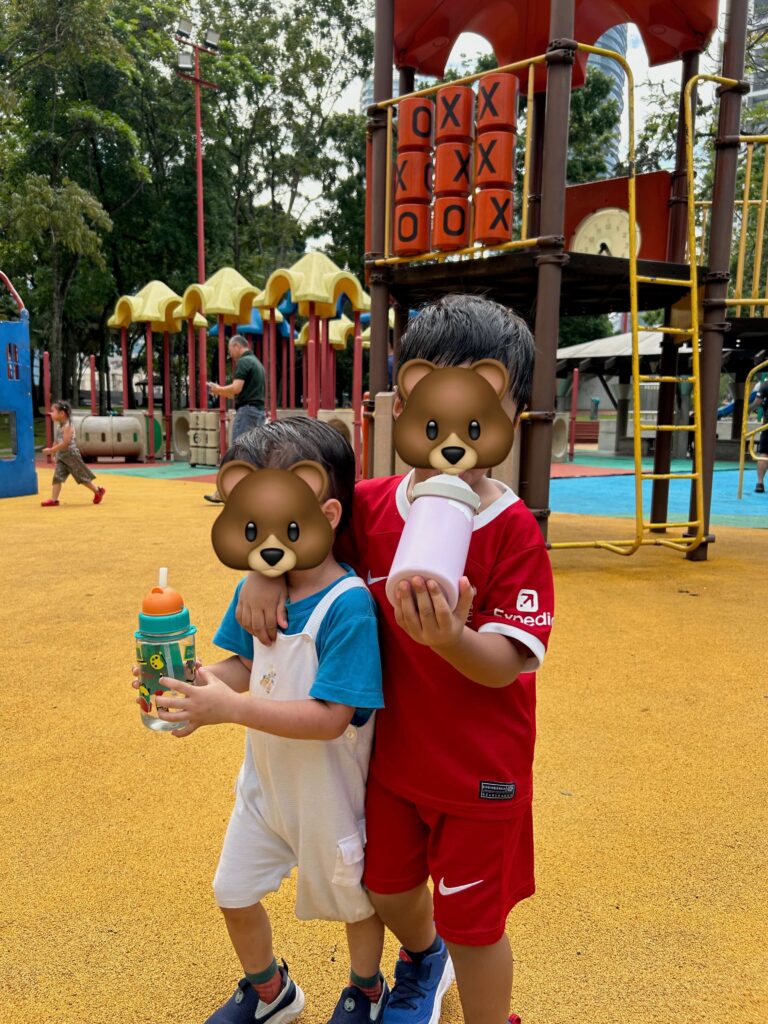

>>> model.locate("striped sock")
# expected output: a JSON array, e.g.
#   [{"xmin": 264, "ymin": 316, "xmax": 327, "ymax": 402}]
[
  {"xmin": 350, "ymin": 969, "xmax": 383, "ymax": 1002},
  {"xmin": 245, "ymin": 959, "xmax": 283, "ymax": 1004}
]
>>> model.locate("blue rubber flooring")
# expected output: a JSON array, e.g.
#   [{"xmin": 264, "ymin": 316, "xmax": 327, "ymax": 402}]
[{"xmin": 551, "ymin": 464, "xmax": 768, "ymax": 528}]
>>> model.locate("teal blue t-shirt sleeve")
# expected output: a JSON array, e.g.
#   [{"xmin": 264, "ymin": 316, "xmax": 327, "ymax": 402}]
[
  {"xmin": 212, "ymin": 578, "xmax": 254, "ymax": 661},
  {"xmin": 310, "ymin": 587, "xmax": 383, "ymax": 711}
]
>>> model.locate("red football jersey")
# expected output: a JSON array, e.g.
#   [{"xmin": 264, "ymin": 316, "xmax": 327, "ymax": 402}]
[{"xmin": 337, "ymin": 472, "xmax": 555, "ymax": 820}]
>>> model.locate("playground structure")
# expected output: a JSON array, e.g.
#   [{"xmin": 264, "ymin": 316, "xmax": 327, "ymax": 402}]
[
  {"xmin": 33, "ymin": 257, "xmax": 373, "ymax": 475},
  {"xmin": 0, "ymin": 271, "xmax": 37, "ymax": 499},
  {"xmin": 363, "ymin": 0, "xmax": 765, "ymax": 559}
]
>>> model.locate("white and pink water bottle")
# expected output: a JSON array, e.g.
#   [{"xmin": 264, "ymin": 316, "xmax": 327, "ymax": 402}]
[{"xmin": 386, "ymin": 474, "xmax": 480, "ymax": 610}]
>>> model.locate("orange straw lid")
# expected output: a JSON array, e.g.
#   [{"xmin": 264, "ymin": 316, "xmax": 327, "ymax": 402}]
[{"xmin": 141, "ymin": 568, "xmax": 184, "ymax": 615}]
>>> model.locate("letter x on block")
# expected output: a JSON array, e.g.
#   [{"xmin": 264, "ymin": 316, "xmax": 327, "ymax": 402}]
[
  {"xmin": 478, "ymin": 81, "xmax": 500, "ymax": 121},
  {"xmin": 490, "ymin": 195, "xmax": 511, "ymax": 230},
  {"xmin": 477, "ymin": 138, "xmax": 497, "ymax": 175},
  {"xmin": 440, "ymin": 93, "xmax": 461, "ymax": 128}
]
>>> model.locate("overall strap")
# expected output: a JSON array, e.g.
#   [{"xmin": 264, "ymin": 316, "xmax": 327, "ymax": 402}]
[{"xmin": 303, "ymin": 575, "xmax": 368, "ymax": 641}]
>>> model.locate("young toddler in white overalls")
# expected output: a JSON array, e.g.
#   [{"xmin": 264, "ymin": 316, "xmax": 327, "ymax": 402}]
[{"xmin": 153, "ymin": 418, "xmax": 387, "ymax": 1024}]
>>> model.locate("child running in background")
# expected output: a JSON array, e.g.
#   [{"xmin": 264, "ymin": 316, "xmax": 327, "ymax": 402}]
[
  {"xmin": 152, "ymin": 417, "xmax": 388, "ymax": 1024},
  {"xmin": 236, "ymin": 295, "xmax": 555, "ymax": 1024},
  {"xmin": 41, "ymin": 400, "xmax": 105, "ymax": 507}
]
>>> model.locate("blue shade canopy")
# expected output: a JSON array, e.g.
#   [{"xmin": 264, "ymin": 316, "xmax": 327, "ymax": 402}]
[
  {"xmin": 209, "ymin": 307, "xmax": 289, "ymax": 338},
  {"xmin": 278, "ymin": 293, "xmax": 298, "ymax": 317}
]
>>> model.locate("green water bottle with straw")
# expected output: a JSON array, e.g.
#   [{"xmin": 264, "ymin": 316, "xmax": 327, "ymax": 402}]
[{"xmin": 135, "ymin": 567, "xmax": 197, "ymax": 732}]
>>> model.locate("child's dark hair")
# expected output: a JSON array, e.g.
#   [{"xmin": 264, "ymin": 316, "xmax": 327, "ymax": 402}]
[
  {"xmin": 224, "ymin": 417, "xmax": 355, "ymax": 531},
  {"xmin": 396, "ymin": 295, "xmax": 534, "ymax": 411},
  {"xmin": 52, "ymin": 400, "xmax": 72, "ymax": 418}
]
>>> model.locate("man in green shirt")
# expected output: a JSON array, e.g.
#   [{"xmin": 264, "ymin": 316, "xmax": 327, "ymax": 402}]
[{"xmin": 204, "ymin": 335, "xmax": 266, "ymax": 503}]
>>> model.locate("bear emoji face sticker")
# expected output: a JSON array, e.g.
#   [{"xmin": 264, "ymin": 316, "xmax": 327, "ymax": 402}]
[
  {"xmin": 211, "ymin": 460, "xmax": 334, "ymax": 577},
  {"xmin": 393, "ymin": 359, "xmax": 516, "ymax": 474}
]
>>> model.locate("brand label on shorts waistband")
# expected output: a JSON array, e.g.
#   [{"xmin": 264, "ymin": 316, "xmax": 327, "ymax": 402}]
[{"xmin": 479, "ymin": 780, "xmax": 516, "ymax": 801}]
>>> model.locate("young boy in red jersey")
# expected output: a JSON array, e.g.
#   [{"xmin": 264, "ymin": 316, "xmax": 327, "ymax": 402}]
[{"xmin": 236, "ymin": 294, "xmax": 554, "ymax": 1024}]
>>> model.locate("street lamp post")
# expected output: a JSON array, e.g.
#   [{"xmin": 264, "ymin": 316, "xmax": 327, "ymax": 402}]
[{"xmin": 175, "ymin": 19, "xmax": 219, "ymax": 410}]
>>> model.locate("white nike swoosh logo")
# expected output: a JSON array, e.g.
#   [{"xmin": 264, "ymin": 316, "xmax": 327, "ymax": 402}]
[
  {"xmin": 438, "ymin": 877, "xmax": 484, "ymax": 896},
  {"xmin": 366, "ymin": 571, "xmax": 388, "ymax": 585}
]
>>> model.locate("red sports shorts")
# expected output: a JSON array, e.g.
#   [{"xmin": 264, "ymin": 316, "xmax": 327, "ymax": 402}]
[{"xmin": 362, "ymin": 773, "xmax": 535, "ymax": 946}]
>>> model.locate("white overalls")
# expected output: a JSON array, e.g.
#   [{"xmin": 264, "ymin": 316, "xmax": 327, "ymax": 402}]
[{"xmin": 213, "ymin": 576, "xmax": 376, "ymax": 922}]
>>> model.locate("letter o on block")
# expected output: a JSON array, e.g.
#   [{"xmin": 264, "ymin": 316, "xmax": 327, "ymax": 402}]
[
  {"xmin": 397, "ymin": 96, "xmax": 434, "ymax": 151},
  {"xmin": 394, "ymin": 150, "xmax": 434, "ymax": 203},
  {"xmin": 474, "ymin": 189, "xmax": 514, "ymax": 246},
  {"xmin": 475, "ymin": 131, "xmax": 515, "ymax": 189},
  {"xmin": 435, "ymin": 85, "xmax": 474, "ymax": 144},
  {"xmin": 476, "ymin": 73, "xmax": 518, "ymax": 133},
  {"xmin": 433, "ymin": 196, "xmax": 470, "ymax": 251},
  {"xmin": 393, "ymin": 203, "xmax": 431, "ymax": 257}
]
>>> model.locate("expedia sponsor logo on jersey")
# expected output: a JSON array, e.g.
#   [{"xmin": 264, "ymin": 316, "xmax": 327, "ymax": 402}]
[{"xmin": 493, "ymin": 606, "xmax": 553, "ymax": 627}]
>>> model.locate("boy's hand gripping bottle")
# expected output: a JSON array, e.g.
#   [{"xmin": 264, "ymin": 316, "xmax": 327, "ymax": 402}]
[
  {"xmin": 386, "ymin": 474, "xmax": 480, "ymax": 611},
  {"xmin": 135, "ymin": 568, "xmax": 197, "ymax": 732}
]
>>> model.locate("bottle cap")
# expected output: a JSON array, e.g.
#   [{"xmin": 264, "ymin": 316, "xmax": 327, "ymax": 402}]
[
  {"xmin": 136, "ymin": 568, "xmax": 193, "ymax": 638},
  {"xmin": 141, "ymin": 567, "xmax": 184, "ymax": 615},
  {"xmin": 411, "ymin": 473, "xmax": 481, "ymax": 511}
]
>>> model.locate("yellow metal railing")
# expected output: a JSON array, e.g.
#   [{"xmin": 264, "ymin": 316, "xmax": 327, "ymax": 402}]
[
  {"xmin": 696, "ymin": 135, "xmax": 768, "ymax": 314},
  {"xmin": 737, "ymin": 358, "xmax": 768, "ymax": 498}
]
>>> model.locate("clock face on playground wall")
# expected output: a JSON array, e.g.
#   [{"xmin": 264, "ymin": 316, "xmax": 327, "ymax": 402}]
[{"xmin": 570, "ymin": 207, "xmax": 642, "ymax": 259}]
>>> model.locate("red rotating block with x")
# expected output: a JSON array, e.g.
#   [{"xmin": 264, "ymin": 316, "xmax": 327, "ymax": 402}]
[
  {"xmin": 394, "ymin": 150, "xmax": 433, "ymax": 203},
  {"xmin": 476, "ymin": 74, "xmax": 518, "ymax": 134},
  {"xmin": 397, "ymin": 96, "xmax": 434, "ymax": 152},
  {"xmin": 474, "ymin": 189, "xmax": 514, "ymax": 246},
  {"xmin": 475, "ymin": 131, "xmax": 515, "ymax": 189},
  {"xmin": 434, "ymin": 142, "xmax": 472, "ymax": 197},
  {"xmin": 433, "ymin": 196, "xmax": 470, "ymax": 251},
  {"xmin": 435, "ymin": 85, "xmax": 475, "ymax": 144}
]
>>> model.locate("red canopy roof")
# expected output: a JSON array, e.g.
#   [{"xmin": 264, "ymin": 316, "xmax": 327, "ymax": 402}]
[{"xmin": 393, "ymin": 1, "xmax": 718, "ymax": 89}]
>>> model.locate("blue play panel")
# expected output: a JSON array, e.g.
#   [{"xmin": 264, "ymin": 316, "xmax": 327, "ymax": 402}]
[{"xmin": 551, "ymin": 465, "xmax": 768, "ymax": 529}]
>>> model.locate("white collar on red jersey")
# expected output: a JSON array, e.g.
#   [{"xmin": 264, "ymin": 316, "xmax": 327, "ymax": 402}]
[{"xmin": 395, "ymin": 470, "xmax": 520, "ymax": 530}]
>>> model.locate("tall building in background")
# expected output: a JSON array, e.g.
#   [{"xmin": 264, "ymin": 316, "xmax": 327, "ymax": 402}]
[
  {"xmin": 360, "ymin": 77, "xmax": 399, "ymax": 113},
  {"xmin": 587, "ymin": 24, "xmax": 628, "ymax": 171},
  {"xmin": 746, "ymin": 1, "xmax": 768, "ymax": 114}
]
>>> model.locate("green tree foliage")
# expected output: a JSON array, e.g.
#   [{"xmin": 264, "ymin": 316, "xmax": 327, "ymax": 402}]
[{"xmin": 1, "ymin": 0, "xmax": 373, "ymax": 404}]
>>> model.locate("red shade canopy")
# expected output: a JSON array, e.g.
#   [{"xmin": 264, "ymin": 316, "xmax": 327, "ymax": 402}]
[{"xmin": 394, "ymin": 1, "xmax": 718, "ymax": 89}]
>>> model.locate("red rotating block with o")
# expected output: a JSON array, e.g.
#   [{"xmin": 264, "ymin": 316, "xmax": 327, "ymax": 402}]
[
  {"xmin": 475, "ymin": 131, "xmax": 515, "ymax": 189},
  {"xmin": 434, "ymin": 142, "xmax": 472, "ymax": 197},
  {"xmin": 397, "ymin": 96, "xmax": 434, "ymax": 151},
  {"xmin": 393, "ymin": 203, "xmax": 431, "ymax": 257},
  {"xmin": 433, "ymin": 196, "xmax": 470, "ymax": 251},
  {"xmin": 476, "ymin": 74, "xmax": 518, "ymax": 134},
  {"xmin": 395, "ymin": 150, "xmax": 433, "ymax": 203},
  {"xmin": 474, "ymin": 189, "xmax": 514, "ymax": 246},
  {"xmin": 435, "ymin": 85, "xmax": 474, "ymax": 144}
]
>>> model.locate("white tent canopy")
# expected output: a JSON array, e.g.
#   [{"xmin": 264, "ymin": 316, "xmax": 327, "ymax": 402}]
[{"xmin": 557, "ymin": 331, "xmax": 692, "ymax": 360}]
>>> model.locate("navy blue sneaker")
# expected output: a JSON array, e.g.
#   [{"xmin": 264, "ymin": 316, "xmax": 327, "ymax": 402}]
[
  {"xmin": 327, "ymin": 979, "xmax": 390, "ymax": 1023},
  {"xmin": 204, "ymin": 962, "xmax": 305, "ymax": 1024},
  {"xmin": 382, "ymin": 942, "xmax": 454, "ymax": 1024}
]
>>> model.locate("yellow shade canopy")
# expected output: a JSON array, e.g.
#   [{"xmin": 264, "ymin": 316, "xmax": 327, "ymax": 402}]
[
  {"xmin": 107, "ymin": 280, "xmax": 208, "ymax": 333},
  {"xmin": 261, "ymin": 251, "xmax": 370, "ymax": 318},
  {"xmin": 296, "ymin": 315, "xmax": 370, "ymax": 350},
  {"xmin": 181, "ymin": 267, "xmax": 259, "ymax": 325},
  {"xmin": 252, "ymin": 293, "xmax": 284, "ymax": 323}
]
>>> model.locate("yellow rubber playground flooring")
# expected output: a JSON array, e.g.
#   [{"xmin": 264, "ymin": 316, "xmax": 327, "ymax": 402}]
[{"xmin": 1, "ymin": 469, "xmax": 765, "ymax": 1024}]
